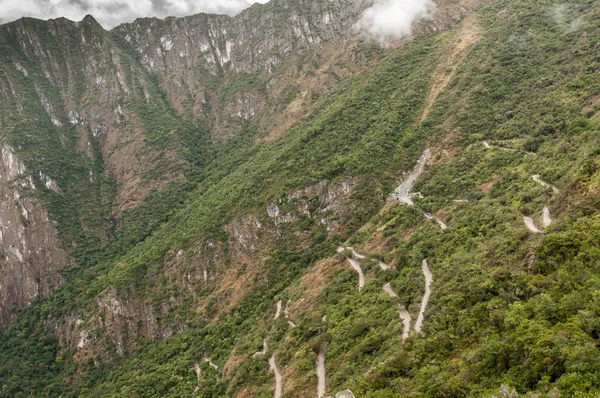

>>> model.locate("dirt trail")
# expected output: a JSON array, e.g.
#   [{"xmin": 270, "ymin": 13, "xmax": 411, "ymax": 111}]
[
  {"xmin": 383, "ymin": 283, "xmax": 411, "ymax": 339},
  {"xmin": 397, "ymin": 305, "xmax": 412, "ymax": 339},
  {"xmin": 194, "ymin": 361, "xmax": 201, "ymax": 381},
  {"xmin": 383, "ymin": 282, "xmax": 398, "ymax": 298},
  {"xmin": 338, "ymin": 246, "xmax": 365, "ymax": 259},
  {"xmin": 532, "ymin": 175, "xmax": 559, "ymax": 194},
  {"xmin": 420, "ymin": 14, "xmax": 480, "ymax": 122},
  {"xmin": 436, "ymin": 218, "xmax": 448, "ymax": 230},
  {"xmin": 269, "ymin": 355, "xmax": 282, "ymax": 398},
  {"xmin": 203, "ymin": 357, "xmax": 218, "ymax": 371},
  {"xmin": 542, "ymin": 207, "xmax": 552, "ymax": 228},
  {"xmin": 274, "ymin": 300, "xmax": 282, "ymax": 319},
  {"xmin": 424, "ymin": 212, "xmax": 447, "ymax": 230},
  {"xmin": 482, "ymin": 141, "xmax": 517, "ymax": 152},
  {"xmin": 523, "ymin": 216, "xmax": 541, "ymax": 233},
  {"xmin": 254, "ymin": 339, "xmax": 268, "ymax": 357},
  {"xmin": 415, "ymin": 260, "xmax": 432, "ymax": 333},
  {"xmin": 378, "ymin": 261, "xmax": 392, "ymax": 271},
  {"xmin": 347, "ymin": 258, "xmax": 365, "ymax": 291},
  {"xmin": 282, "ymin": 300, "xmax": 297, "ymax": 327},
  {"xmin": 393, "ymin": 149, "xmax": 431, "ymax": 204},
  {"xmin": 317, "ymin": 348, "xmax": 326, "ymax": 398}
]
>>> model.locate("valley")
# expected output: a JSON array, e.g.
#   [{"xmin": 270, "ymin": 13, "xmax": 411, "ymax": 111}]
[{"xmin": 0, "ymin": 0, "xmax": 599, "ymax": 397}]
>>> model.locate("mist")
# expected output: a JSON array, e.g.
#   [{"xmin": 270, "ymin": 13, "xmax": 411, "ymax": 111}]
[
  {"xmin": 0, "ymin": 0, "xmax": 269, "ymax": 29},
  {"xmin": 356, "ymin": 0, "xmax": 436, "ymax": 45}
]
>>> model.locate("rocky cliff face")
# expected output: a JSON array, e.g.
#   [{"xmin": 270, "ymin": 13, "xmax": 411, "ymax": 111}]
[
  {"xmin": 112, "ymin": 0, "xmax": 372, "ymax": 139},
  {"xmin": 0, "ymin": 16, "xmax": 185, "ymax": 214},
  {"xmin": 112, "ymin": 0, "xmax": 483, "ymax": 140},
  {"xmin": 0, "ymin": 146, "xmax": 71, "ymax": 327},
  {"xmin": 114, "ymin": 0, "xmax": 369, "ymax": 75},
  {"xmin": 0, "ymin": 15, "xmax": 190, "ymax": 322}
]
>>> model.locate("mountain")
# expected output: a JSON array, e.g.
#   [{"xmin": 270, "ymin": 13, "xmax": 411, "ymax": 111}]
[{"xmin": 1, "ymin": 0, "xmax": 600, "ymax": 396}]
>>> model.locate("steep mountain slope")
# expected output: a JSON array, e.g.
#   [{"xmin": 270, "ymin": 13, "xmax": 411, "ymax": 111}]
[
  {"xmin": 0, "ymin": 0, "xmax": 476, "ymax": 327},
  {"xmin": 111, "ymin": 0, "xmax": 479, "ymax": 140},
  {"xmin": 0, "ymin": 14, "xmax": 217, "ymax": 326},
  {"xmin": 1, "ymin": 0, "xmax": 600, "ymax": 397}
]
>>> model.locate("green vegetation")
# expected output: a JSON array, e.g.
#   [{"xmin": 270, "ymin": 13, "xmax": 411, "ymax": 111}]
[{"xmin": 1, "ymin": 0, "xmax": 600, "ymax": 396}]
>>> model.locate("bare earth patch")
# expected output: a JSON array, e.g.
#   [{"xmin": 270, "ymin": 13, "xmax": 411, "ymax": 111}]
[{"xmin": 420, "ymin": 14, "xmax": 481, "ymax": 123}]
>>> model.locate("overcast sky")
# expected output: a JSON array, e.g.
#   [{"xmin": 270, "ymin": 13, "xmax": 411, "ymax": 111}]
[
  {"xmin": 0, "ymin": 0, "xmax": 434, "ymax": 44},
  {"xmin": 0, "ymin": 0, "xmax": 270, "ymax": 29}
]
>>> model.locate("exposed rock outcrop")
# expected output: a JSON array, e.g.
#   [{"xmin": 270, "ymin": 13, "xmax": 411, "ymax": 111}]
[{"xmin": 0, "ymin": 145, "xmax": 72, "ymax": 326}]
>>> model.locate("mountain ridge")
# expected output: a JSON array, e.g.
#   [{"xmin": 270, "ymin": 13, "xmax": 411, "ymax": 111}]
[{"xmin": 1, "ymin": 0, "xmax": 600, "ymax": 396}]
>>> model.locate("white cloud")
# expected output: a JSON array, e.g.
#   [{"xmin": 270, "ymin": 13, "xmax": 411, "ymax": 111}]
[
  {"xmin": 0, "ymin": 0, "xmax": 271, "ymax": 29},
  {"xmin": 356, "ymin": 0, "xmax": 436, "ymax": 45}
]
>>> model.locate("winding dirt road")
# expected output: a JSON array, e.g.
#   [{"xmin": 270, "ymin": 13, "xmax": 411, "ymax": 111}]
[
  {"xmin": 274, "ymin": 300, "xmax": 282, "ymax": 319},
  {"xmin": 523, "ymin": 174, "xmax": 556, "ymax": 232},
  {"xmin": 383, "ymin": 283, "xmax": 411, "ymax": 339},
  {"xmin": 383, "ymin": 282, "xmax": 398, "ymax": 298},
  {"xmin": 424, "ymin": 212, "xmax": 447, "ymax": 230},
  {"xmin": 415, "ymin": 260, "xmax": 432, "ymax": 333},
  {"xmin": 378, "ymin": 261, "xmax": 392, "ymax": 271},
  {"xmin": 344, "ymin": 247, "xmax": 365, "ymax": 259},
  {"xmin": 203, "ymin": 357, "xmax": 219, "ymax": 371},
  {"xmin": 269, "ymin": 355, "xmax": 282, "ymax": 398},
  {"xmin": 436, "ymin": 218, "xmax": 448, "ymax": 230},
  {"xmin": 254, "ymin": 339, "xmax": 268, "ymax": 357},
  {"xmin": 317, "ymin": 348, "xmax": 326, "ymax": 398},
  {"xmin": 393, "ymin": 149, "xmax": 431, "ymax": 204},
  {"xmin": 482, "ymin": 140, "xmax": 520, "ymax": 152},
  {"xmin": 532, "ymin": 175, "xmax": 559, "ymax": 194},
  {"xmin": 542, "ymin": 207, "xmax": 552, "ymax": 228},
  {"xmin": 523, "ymin": 216, "xmax": 541, "ymax": 233},
  {"xmin": 194, "ymin": 361, "xmax": 201, "ymax": 381},
  {"xmin": 347, "ymin": 258, "xmax": 365, "ymax": 291}
]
